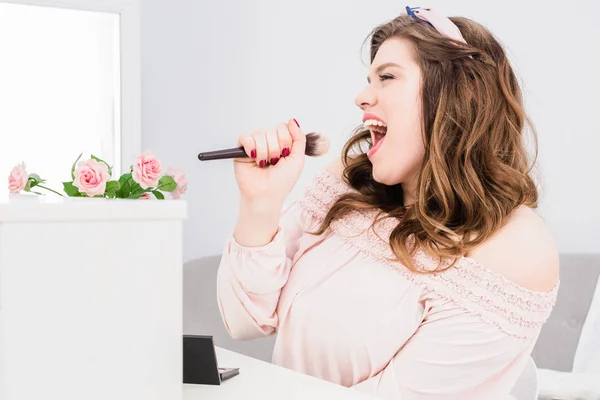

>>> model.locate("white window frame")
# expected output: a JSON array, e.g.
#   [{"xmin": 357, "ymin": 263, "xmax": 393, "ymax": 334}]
[{"xmin": 0, "ymin": 0, "xmax": 141, "ymax": 175}]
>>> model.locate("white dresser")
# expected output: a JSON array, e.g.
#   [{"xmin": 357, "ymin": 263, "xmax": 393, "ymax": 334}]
[{"xmin": 0, "ymin": 195, "xmax": 187, "ymax": 400}]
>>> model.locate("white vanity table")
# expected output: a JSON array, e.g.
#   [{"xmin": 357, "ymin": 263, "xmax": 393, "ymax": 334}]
[
  {"xmin": 0, "ymin": 194, "xmax": 376, "ymax": 400},
  {"xmin": 0, "ymin": 194, "xmax": 187, "ymax": 400},
  {"xmin": 183, "ymin": 346, "xmax": 379, "ymax": 400}
]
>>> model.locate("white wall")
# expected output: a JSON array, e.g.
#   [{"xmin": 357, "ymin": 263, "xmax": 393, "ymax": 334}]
[{"xmin": 141, "ymin": 0, "xmax": 600, "ymax": 262}]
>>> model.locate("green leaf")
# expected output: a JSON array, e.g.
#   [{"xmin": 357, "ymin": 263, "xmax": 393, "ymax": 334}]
[
  {"xmin": 127, "ymin": 191, "xmax": 147, "ymax": 199},
  {"xmin": 118, "ymin": 172, "xmax": 132, "ymax": 185},
  {"xmin": 63, "ymin": 181, "xmax": 82, "ymax": 197},
  {"xmin": 157, "ymin": 175, "xmax": 177, "ymax": 192},
  {"xmin": 152, "ymin": 190, "xmax": 165, "ymax": 200},
  {"xmin": 105, "ymin": 180, "xmax": 121, "ymax": 198},
  {"xmin": 116, "ymin": 173, "xmax": 132, "ymax": 198},
  {"xmin": 106, "ymin": 180, "xmax": 120, "ymax": 190},
  {"xmin": 126, "ymin": 181, "xmax": 149, "ymax": 199},
  {"xmin": 130, "ymin": 182, "xmax": 143, "ymax": 194},
  {"xmin": 71, "ymin": 152, "xmax": 83, "ymax": 180},
  {"xmin": 91, "ymin": 154, "xmax": 113, "ymax": 176},
  {"xmin": 29, "ymin": 173, "xmax": 45, "ymax": 184},
  {"xmin": 27, "ymin": 174, "xmax": 44, "ymax": 190}
]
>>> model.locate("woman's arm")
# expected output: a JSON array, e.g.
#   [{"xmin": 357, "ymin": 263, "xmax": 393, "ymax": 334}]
[{"xmin": 216, "ymin": 199, "xmax": 310, "ymax": 340}]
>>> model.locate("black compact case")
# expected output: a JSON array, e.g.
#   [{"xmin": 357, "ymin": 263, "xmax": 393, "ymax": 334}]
[{"xmin": 183, "ymin": 335, "xmax": 239, "ymax": 385}]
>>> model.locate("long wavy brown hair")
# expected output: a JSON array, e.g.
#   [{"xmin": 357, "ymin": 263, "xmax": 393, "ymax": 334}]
[{"xmin": 313, "ymin": 14, "xmax": 539, "ymax": 273}]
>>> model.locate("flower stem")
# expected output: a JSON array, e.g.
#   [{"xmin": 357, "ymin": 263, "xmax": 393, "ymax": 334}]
[{"xmin": 37, "ymin": 184, "xmax": 64, "ymax": 197}]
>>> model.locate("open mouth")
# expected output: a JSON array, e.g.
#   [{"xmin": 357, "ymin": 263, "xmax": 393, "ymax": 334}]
[{"xmin": 363, "ymin": 119, "xmax": 387, "ymax": 149}]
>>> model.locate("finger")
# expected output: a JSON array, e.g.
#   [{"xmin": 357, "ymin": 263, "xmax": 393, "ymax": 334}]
[
  {"xmin": 265, "ymin": 127, "xmax": 281, "ymax": 166},
  {"xmin": 235, "ymin": 134, "xmax": 256, "ymax": 163},
  {"xmin": 276, "ymin": 122, "xmax": 293, "ymax": 158},
  {"xmin": 251, "ymin": 130, "xmax": 268, "ymax": 168},
  {"xmin": 287, "ymin": 118, "xmax": 306, "ymax": 157}
]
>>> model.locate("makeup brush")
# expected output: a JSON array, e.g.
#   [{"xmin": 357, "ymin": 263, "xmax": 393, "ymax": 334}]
[{"xmin": 197, "ymin": 132, "xmax": 330, "ymax": 161}]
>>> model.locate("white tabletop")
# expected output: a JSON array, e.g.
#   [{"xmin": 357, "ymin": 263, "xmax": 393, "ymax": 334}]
[
  {"xmin": 0, "ymin": 193, "xmax": 187, "ymax": 222},
  {"xmin": 183, "ymin": 347, "xmax": 378, "ymax": 400}
]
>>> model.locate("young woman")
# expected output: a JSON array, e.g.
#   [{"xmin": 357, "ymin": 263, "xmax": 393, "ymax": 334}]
[{"xmin": 216, "ymin": 7, "xmax": 559, "ymax": 399}]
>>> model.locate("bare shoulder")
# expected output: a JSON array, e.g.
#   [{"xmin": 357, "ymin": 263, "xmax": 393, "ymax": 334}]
[{"xmin": 467, "ymin": 206, "xmax": 560, "ymax": 292}]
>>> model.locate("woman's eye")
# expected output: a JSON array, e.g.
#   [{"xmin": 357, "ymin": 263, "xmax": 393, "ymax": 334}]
[{"xmin": 379, "ymin": 74, "xmax": 394, "ymax": 81}]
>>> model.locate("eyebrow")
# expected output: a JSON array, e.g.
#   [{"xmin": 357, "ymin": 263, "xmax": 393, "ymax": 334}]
[{"xmin": 367, "ymin": 62, "xmax": 403, "ymax": 83}]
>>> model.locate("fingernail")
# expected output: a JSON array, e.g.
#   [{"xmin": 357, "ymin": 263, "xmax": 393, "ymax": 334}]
[
  {"xmin": 259, "ymin": 160, "xmax": 266, "ymax": 168},
  {"xmin": 250, "ymin": 149, "xmax": 256, "ymax": 158},
  {"xmin": 270, "ymin": 157, "xmax": 279, "ymax": 166},
  {"xmin": 293, "ymin": 118, "xmax": 300, "ymax": 128},
  {"xmin": 281, "ymin": 147, "xmax": 290, "ymax": 157}
]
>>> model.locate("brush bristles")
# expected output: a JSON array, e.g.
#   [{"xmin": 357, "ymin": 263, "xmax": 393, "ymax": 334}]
[{"xmin": 305, "ymin": 132, "xmax": 330, "ymax": 157}]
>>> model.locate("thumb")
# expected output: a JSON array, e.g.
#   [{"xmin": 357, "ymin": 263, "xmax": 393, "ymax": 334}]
[{"xmin": 288, "ymin": 118, "xmax": 306, "ymax": 157}]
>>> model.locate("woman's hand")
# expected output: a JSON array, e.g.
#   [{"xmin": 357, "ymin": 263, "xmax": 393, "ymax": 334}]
[
  {"xmin": 232, "ymin": 118, "xmax": 306, "ymax": 246},
  {"xmin": 233, "ymin": 118, "xmax": 305, "ymax": 208}
]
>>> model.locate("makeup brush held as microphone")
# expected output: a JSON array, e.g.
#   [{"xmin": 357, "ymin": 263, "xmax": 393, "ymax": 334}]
[{"xmin": 197, "ymin": 132, "xmax": 330, "ymax": 161}]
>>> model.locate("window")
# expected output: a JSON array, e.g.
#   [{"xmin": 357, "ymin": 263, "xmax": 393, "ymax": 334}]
[{"xmin": 0, "ymin": 0, "xmax": 140, "ymax": 196}]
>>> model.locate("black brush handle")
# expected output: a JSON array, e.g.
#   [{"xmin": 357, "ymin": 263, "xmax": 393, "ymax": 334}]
[
  {"xmin": 197, "ymin": 146, "xmax": 247, "ymax": 161},
  {"xmin": 197, "ymin": 132, "xmax": 320, "ymax": 161}
]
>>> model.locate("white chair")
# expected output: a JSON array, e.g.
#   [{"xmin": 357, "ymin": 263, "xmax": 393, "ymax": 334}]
[{"xmin": 510, "ymin": 356, "xmax": 539, "ymax": 400}]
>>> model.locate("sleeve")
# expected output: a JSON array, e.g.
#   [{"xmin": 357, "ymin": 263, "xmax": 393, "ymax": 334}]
[
  {"xmin": 216, "ymin": 200, "xmax": 313, "ymax": 340},
  {"xmin": 351, "ymin": 300, "xmax": 535, "ymax": 400}
]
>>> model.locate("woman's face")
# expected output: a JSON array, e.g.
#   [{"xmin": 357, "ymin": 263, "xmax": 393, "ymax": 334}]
[{"xmin": 355, "ymin": 37, "xmax": 425, "ymax": 198}]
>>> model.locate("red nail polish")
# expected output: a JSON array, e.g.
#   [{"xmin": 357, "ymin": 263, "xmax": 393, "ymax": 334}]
[
  {"xmin": 250, "ymin": 149, "xmax": 256, "ymax": 158},
  {"xmin": 281, "ymin": 147, "xmax": 290, "ymax": 157},
  {"xmin": 293, "ymin": 118, "xmax": 300, "ymax": 128},
  {"xmin": 270, "ymin": 157, "xmax": 279, "ymax": 166},
  {"xmin": 259, "ymin": 160, "xmax": 266, "ymax": 168}
]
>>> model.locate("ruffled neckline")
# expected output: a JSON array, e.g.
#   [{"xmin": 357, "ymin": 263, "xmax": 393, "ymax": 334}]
[{"xmin": 298, "ymin": 168, "xmax": 559, "ymax": 338}]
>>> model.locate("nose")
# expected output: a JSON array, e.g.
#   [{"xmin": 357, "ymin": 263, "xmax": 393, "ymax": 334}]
[{"xmin": 354, "ymin": 85, "xmax": 377, "ymax": 110}]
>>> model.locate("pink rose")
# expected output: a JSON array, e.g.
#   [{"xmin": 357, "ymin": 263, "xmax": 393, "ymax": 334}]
[
  {"xmin": 132, "ymin": 151, "xmax": 162, "ymax": 189},
  {"xmin": 167, "ymin": 167, "xmax": 187, "ymax": 199},
  {"xmin": 8, "ymin": 162, "xmax": 29, "ymax": 194},
  {"xmin": 73, "ymin": 159, "xmax": 111, "ymax": 197}
]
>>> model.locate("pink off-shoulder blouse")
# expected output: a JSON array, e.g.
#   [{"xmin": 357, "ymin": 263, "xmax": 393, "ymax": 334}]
[{"xmin": 216, "ymin": 168, "xmax": 558, "ymax": 400}]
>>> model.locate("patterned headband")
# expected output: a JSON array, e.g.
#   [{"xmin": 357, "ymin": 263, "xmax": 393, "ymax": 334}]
[{"xmin": 405, "ymin": 6, "xmax": 467, "ymax": 44}]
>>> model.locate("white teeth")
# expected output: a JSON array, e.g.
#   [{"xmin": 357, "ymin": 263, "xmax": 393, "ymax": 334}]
[
  {"xmin": 363, "ymin": 119, "xmax": 387, "ymax": 135},
  {"xmin": 363, "ymin": 119, "xmax": 387, "ymax": 128}
]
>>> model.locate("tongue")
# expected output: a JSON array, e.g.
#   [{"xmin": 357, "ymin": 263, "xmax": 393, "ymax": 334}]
[{"xmin": 368, "ymin": 135, "xmax": 384, "ymax": 157}]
